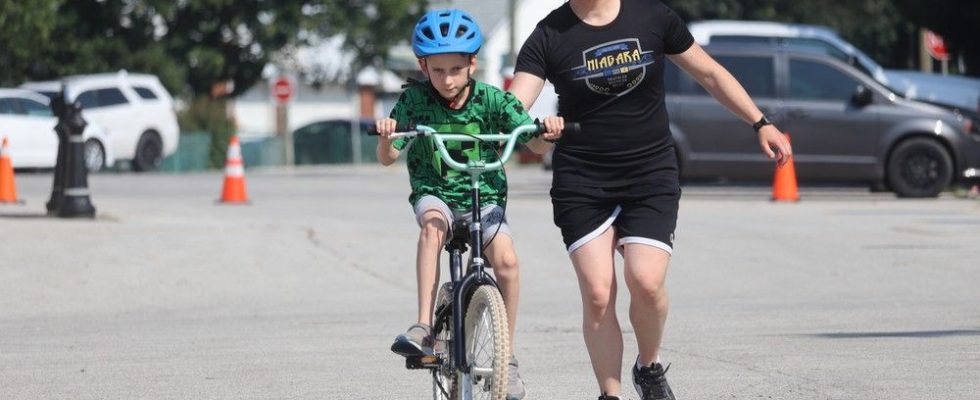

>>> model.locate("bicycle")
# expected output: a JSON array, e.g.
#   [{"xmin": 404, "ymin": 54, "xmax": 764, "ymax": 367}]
[{"xmin": 374, "ymin": 121, "xmax": 577, "ymax": 400}]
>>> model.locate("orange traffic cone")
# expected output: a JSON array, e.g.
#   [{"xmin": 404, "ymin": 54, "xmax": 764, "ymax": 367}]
[
  {"xmin": 219, "ymin": 135, "xmax": 249, "ymax": 204},
  {"xmin": 771, "ymin": 133, "xmax": 799, "ymax": 202},
  {"xmin": 1, "ymin": 136, "xmax": 22, "ymax": 204}
]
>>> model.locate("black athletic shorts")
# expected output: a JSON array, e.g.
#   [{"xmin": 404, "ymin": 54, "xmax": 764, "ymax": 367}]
[{"xmin": 551, "ymin": 170, "xmax": 680, "ymax": 254}]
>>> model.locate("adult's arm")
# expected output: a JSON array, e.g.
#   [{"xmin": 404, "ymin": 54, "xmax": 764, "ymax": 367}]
[
  {"xmin": 508, "ymin": 72, "xmax": 556, "ymax": 154},
  {"xmin": 667, "ymin": 43, "xmax": 792, "ymax": 165}
]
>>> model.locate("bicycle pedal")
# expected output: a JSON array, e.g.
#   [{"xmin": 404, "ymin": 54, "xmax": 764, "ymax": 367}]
[{"xmin": 405, "ymin": 354, "xmax": 441, "ymax": 370}]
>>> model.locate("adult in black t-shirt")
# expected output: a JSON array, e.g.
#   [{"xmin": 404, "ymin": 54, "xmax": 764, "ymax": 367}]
[{"xmin": 510, "ymin": 1, "xmax": 792, "ymax": 399}]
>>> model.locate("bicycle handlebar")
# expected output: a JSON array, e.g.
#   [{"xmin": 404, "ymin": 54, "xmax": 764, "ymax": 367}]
[{"xmin": 368, "ymin": 122, "xmax": 580, "ymax": 173}]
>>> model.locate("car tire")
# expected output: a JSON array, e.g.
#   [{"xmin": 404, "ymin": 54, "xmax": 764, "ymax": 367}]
[
  {"xmin": 133, "ymin": 131, "xmax": 163, "ymax": 172},
  {"xmin": 886, "ymin": 138, "xmax": 952, "ymax": 198},
  {"xmin": 83, "ymin": 139, "xmax": 106, "ymax": 173}
]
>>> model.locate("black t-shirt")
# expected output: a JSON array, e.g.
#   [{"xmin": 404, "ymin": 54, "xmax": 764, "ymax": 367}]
[{"xmin": 516, "ymin": 0, "xmax": 694, "ymax": 187}]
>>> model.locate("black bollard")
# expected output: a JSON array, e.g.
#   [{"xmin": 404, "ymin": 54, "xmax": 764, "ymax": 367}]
[
  {"xmin": 54, "ymin": 95, "xmax": 96, "ymax": 218},
  {"xmin": 46, "ymin": 92, "xmax": 69, "ymax": 214}
]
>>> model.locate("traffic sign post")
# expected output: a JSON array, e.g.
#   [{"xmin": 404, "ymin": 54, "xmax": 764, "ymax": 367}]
[
  {"xmin": 272, "ymin": 76, "xmax": 295, "ymax": 166},
  {"xmin": 922, "ymin": 29, "xmax": 950, "ymax": 75},
  {"xmin": 273, "ymin": 77, "xmax": 294, "ymax": 104},
  {"xmin": 924, "ymin": 30, "xmax": 949, "ymax": 61}
]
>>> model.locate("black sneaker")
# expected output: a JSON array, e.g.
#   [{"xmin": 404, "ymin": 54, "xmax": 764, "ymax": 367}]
[
  {"xmin": 390, "ymin": 323, "xmax": 433, "ymax": 356},
  {"xmin": 597, "ymin": 395, "xmax": 621, "ymax": 400},
  {"xmin": 632, "ymin": 361, "xmax": 675, "ymax": 400}
]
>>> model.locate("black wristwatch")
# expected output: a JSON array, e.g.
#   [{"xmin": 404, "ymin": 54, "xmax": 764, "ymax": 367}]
[{"xmin": 752, "ymin": 115, "xmax": 772, "ymax": 132}]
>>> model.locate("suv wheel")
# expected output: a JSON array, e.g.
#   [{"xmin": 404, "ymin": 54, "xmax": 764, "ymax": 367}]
[
  {"xmin": 133, "ymin": 131, "xmax": 163, "ymax": 171},
  {"xmin": 84, "ymin": 139, "xmax": 105, "ymax": 173},
  {"xmin": 887, "ymin": 138, "xmax": 952, "ymax": 198}
]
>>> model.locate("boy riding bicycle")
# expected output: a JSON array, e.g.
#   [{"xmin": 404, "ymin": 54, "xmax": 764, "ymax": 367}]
[{"xmin": 374, "ymin": 8, "xmax": 564, "ymax": 400}]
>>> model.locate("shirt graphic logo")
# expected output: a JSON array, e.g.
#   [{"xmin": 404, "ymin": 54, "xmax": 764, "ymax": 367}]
[{"xmin": 570, "ymin": 39, "xmax": 654, "ymax": 96}]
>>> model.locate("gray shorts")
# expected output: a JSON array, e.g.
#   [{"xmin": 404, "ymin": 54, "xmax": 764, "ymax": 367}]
[{"xmin": 413, "ymin": 195, "xmax": 511, "ymax": 242}]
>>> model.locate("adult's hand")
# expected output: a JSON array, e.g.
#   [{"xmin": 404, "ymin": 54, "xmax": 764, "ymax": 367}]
[{"xmin": 758, "ymin": 125, "xmax": 792, "ymax": 166}]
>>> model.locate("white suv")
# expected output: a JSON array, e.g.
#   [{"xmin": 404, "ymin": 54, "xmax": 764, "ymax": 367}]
[
  {"xmin": 0, "ymin": 88, "xmax": 114, "ymax": 172},
  {"xmin": 20, "ymin": 71, "xmax": 179, "ymax": 171}
]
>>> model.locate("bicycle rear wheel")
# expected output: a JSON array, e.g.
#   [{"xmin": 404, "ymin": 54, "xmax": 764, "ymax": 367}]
[
  {"xmin": 432, "ymin": 282, "xmax": 456, "ymax": 400},
  {"xmin": 458, "ymin": 285, "xmax": 510, "ymax": 400}
]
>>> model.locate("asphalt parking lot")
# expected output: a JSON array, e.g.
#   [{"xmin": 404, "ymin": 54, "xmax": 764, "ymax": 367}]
[{"xmin": 2, "ymin": 165, "xmax": 979, "ymax": 399}]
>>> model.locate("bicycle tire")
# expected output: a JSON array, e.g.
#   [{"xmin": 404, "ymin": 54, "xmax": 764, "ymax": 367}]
[
  {"xmin": 432, "ymin": 282, "xmax": 456, "ymax": 400},
  {"xmin": 458, "ymin": 285, "xmax": 510, "ymax": 400}
]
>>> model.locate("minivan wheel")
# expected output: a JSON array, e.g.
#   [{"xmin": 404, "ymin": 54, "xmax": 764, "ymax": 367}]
[
  {"xmin": 886, "ymin": 138, "xmax": 952, "ymax": 198},
  {"xmin": 133, "ymin": 132, "xmax": 163, "ymax": 172},
  {"xmin": 84, "ymin": 139, "xmax": 106, "ymax": 173}
]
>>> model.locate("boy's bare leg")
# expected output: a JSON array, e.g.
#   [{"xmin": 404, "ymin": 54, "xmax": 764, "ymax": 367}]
[
  {"xmin": 485, "ymin": 234, "xmax": 520, "ymax": 343},
  {"xmin": 486, "ymin": 233, "xmax": 528, "ymax": 399},
  {"xmin": 569, "ymin": 227, "xmax": 623, "ymax": 395},
  {"xmin": 417, "ymin": 209, "xmax": 449, "ymax": 325}
]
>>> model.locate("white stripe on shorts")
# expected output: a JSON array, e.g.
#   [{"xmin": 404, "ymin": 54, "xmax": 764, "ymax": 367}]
[
  {"xmin": 618, "ymin": 236, "xmax": 673, "ymax": 255},
  {"xmin": 567, "ymin": 205, "xmax": 621, "ymax": 254}
]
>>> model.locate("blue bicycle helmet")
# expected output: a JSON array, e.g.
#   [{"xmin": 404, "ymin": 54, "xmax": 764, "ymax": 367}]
[{"xmin": 412, "ymin": 9, "xmax": 483, "ymax": 57}]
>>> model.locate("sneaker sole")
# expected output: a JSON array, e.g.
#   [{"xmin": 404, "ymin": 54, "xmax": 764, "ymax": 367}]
[
  {"xmin": 390, "ymin": 338, "xmax": 430, "ymax": 357},
  {"xmin": 506, "ymin": 387, "xmax": 527, "ymax": 400}
]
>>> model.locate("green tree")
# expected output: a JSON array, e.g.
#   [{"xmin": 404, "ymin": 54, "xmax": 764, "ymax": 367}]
[
  {"xmin": 31, "ymin": 0, "xmax": 307, "ymax": 98},
  {"xmin": 310, "ymin": 0, "xmax": 431, "ymax": 72},
  {"xmin": 0, "ymin": 0, "xmax": 63, "ymax": 85},
  {"xmin": 31, "ymin": 0, "xmax": 310, "ymax": 167},
  {"xmin": 3, "ymin": 0, "xmax": 434, "ymax": 167}
]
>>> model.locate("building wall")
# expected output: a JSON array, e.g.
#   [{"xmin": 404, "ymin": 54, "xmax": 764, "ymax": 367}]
[{"xmin": 232, "ymin": 78, "xmax": 370, "ymax": 138}]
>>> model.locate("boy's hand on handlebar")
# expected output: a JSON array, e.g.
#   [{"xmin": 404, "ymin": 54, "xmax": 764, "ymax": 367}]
[
  {"xmin": 375, "ymin": 118, "xmax": 398, "ymax": 140},
  {"xmin": 540, "ymin": 116, "xmax": 565, "ymax": 142}
]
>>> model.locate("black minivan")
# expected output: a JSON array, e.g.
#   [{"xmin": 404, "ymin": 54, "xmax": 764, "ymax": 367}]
[{"xmin": 666, "ymin": 44, "xmax": 980, "ymax": 197}]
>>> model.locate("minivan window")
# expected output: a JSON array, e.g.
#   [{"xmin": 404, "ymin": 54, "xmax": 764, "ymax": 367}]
[
  {"xmin": 715, "ymin": 56, "xmax": 775, "ymax": 98},
  {"xmin": 789, "ymin": 59, "xmax": 860, "ymax": 102},
  {"xmin": 133, "ymin": 86, "xmax": 159, "ymax": 100},
  {"xmin": 77, "ymin": 88, "xmax": 130, "ymax": 109}
]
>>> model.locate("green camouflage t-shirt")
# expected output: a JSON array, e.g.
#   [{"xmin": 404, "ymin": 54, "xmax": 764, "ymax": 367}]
[{"xmin": 390, "ymin": 80, "xmax": 535, "ymax": 211}]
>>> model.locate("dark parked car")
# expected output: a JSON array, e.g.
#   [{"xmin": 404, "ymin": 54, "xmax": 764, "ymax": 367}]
[
  {"xmin": 292, "ymin": 119, "xmax": 377, "ymax": 165},
  {"xmin": 666, "ymin": 44, "xmax": 980, "ymax": 197}
]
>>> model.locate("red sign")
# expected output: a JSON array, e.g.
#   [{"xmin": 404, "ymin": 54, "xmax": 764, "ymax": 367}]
[
  {"xmin": 924, "ymin": 30, "xmax": 950, "ymax": 61},
  {"xmin": 272, "ymin": 77, "xmax": 294, "ymax": 104}
]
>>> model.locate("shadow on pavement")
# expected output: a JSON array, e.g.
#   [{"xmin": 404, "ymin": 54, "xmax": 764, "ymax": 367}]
[{"xmin": 0, "ymin": 212, "xmax": 50, "ymax": 219}]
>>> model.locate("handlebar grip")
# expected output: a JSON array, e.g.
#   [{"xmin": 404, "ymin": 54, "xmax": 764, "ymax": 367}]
[
  {"xmin": 534, "ymin": 121, "xmax": 581, "ymax": 135},
  {"xmin": 535, "ymin": 121, "xmax": 581, "ymax": 144},
  {"xmin": 367, "ymin": 123, "xmax": 416, "ymax": 136}
]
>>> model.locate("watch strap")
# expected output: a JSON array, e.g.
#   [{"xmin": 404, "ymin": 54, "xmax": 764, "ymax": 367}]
[{"xmin": 752, "ymin": 115, "xmax": 772, "ymax": 132}]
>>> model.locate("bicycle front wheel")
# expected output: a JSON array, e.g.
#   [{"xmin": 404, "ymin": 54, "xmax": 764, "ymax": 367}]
[{"xmin": 458, "ymin": 285, "xmax": 510, "ymax": 400}]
